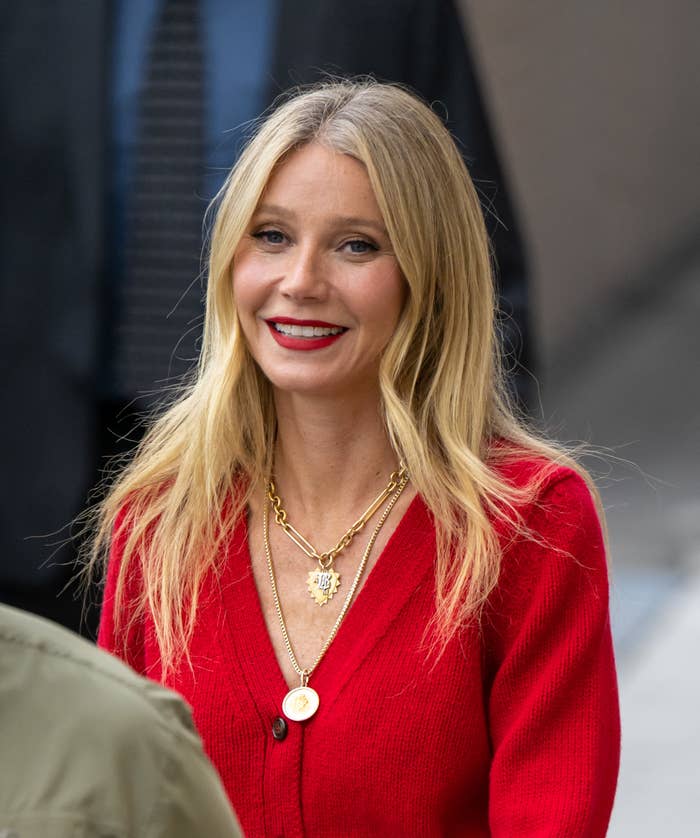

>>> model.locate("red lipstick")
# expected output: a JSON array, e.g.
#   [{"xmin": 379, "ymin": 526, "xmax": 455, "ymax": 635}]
[{"xmin": 270, "ymin": 317, "xmax": 343, "ymax": 327}]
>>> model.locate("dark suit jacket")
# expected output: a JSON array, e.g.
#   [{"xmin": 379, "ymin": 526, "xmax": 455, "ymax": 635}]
[
  {"xmin": 0, "ymin": 0, "xmax": 528, "ymax": 587},
  {"xmin": 1, "ymin": 3, "xmax": 106, "ymax": 588}
]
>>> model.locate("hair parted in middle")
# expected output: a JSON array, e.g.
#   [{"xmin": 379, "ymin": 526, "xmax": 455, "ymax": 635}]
[{"xmin": 90, "ymin": 78, "xmax": 587, "ymax": 673}]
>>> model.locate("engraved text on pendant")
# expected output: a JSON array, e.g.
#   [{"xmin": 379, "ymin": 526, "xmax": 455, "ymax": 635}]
[{"xmin": 307, "ymin": 568, "xmax": 340, "ymax": 605}]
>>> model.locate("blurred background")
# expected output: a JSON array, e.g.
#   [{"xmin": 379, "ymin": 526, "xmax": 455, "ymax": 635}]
[
  {"xmin": 1, "ymin": 1, "xmax": 697, "ymax": 833},
  {"xmin": 464, "ymin": 3, "xmax": 699, "ymax": 833}
]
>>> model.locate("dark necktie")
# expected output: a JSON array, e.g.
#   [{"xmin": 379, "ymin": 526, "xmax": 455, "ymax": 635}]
[{"xmin": 114, "ymin": 0, "xmax": 205, "ymax": 406}]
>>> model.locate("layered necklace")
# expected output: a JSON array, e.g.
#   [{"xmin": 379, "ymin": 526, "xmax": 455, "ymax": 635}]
[
  {"xmin": 266, "ymin": 464, "xmax": 408, "ymax": 605},
  {"xmin": 263, "ymin": 466, "xmax": 409, "ymax": 721}
]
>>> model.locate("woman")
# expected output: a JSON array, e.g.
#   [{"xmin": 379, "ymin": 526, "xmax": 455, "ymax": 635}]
[{"xmin": 95, "ymin": 81, "xmax": 620, "ymax": 836}]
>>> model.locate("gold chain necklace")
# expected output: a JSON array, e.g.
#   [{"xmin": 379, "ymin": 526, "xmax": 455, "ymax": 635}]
[
  {"xmin": 267, "ymin": 465, "xmax": 407, "ymax": 606},
  {"xmin": 263, "ymin": 470, "xmax": 409, "ymax": 721}
]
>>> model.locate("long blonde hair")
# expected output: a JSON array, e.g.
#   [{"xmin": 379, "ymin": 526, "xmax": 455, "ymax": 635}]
[{"xmin": 88, "ymin": 80, "xmax": 596, "ymax": 673}]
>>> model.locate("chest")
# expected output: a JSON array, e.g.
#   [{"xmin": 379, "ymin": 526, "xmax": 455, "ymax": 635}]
[
  {"xmin": 145, "ymin": 505, "xmax": 493, "ymax": 836},
  {"xmin": 159, "ymin": 571, "xmax": 491, "ymax": 837},
  {"xmin": 248, "ymin": 515, "xmax": 392, "ymax": 690}
]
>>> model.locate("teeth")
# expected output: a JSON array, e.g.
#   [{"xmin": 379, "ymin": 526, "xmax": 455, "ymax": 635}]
[{"xmin": 273, "ymin": 322, "xmax": 343, "ymax": 337}]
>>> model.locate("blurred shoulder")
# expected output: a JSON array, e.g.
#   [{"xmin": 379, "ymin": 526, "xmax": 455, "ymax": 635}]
[
  {"xmin": 0, "ymin": 606, "xmax": 199, "ymax": 821},
  {"xmin": 1, "ymin": 602, "xmax": 197, "ymax": 737},
  {"xmin": 0, "ymin": 605, "xmax": 240, "ymax": 835}
]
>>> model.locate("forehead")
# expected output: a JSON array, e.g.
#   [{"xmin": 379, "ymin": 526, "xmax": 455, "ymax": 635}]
[{"xmin": 258, "ymin": 143, "xmax": 381, "ymax": 217}]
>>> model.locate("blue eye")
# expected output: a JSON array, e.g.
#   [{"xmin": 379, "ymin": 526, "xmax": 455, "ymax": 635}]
[
  {"xmin": 345, "ymin": 239, "xmax": 377, "ymax": 255},
  {"xmin": 254, "ymin": 229, "xmax": 286, "ymax": 245}
]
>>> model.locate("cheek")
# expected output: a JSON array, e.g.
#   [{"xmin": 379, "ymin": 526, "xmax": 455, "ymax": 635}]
[
  {"xmin": 232, "ymin": 263, "xmax": 261, "ymax": 322},
  {"xmin": 361, "ymin": 278, "xmax": 407, "ymax": 351},
  {"xmin": 357, "ymin": 262, "xmax": 405, "ymax": 308},
  {"xmin": 231, "ymin": 281, "xmax": 264, "ymax": 367},
  {"xmin": 378, "ymin": 271, "xmax": 408, "ymax": 328}
]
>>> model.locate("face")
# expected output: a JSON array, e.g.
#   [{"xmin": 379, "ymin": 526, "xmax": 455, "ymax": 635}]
[{"xmin": 232, "ymin": 143, "xmax": 406, "ymax": 400}]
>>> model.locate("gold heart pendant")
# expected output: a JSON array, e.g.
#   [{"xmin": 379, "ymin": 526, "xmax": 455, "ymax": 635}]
[{"xmin": 307, "ymin": 568, "xmax": 340, "ymax": 606}]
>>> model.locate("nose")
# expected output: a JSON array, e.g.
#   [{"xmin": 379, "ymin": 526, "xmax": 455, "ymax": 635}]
[{"xmin": 278, "ymin": 244, "xmax": 327, "ymax": 301}]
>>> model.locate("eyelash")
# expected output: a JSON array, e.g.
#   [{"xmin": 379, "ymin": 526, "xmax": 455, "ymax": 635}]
[
  {"xmin": 252, "ymin": 228, "xmax": 379, "ymax": 255},
  {"xmin": 253, "ymin": 229, "xmax": 287, "ymax": 246}
]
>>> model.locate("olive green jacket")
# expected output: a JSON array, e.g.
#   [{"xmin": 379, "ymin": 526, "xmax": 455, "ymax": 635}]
[{"xmin": 0, "ymin": 605, "xmax": 242, "ymax": 838}]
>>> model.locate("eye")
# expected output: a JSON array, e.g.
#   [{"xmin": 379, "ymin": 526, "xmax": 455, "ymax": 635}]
[
  {"xmin": 252, "ymin": 228, "xmax": 287, "ymax": 246},
  {"xmin": 342, "ymin": 238, "xmax": 378, "ymax": 255}
]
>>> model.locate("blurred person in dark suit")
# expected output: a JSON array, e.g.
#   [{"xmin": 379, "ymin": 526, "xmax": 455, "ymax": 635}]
[
  {"xmin": 0, "ymin": 604, "xmax": 243, "ymax": 838},
  {"xmin": 0, "ymin": 0, "xmax": 530, "ymax": 635}
]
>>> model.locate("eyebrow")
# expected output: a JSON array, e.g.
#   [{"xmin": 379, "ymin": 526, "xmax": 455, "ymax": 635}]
[{"xmin": 254, "ymin": 203, "xmax": 388, "ymax": 237}]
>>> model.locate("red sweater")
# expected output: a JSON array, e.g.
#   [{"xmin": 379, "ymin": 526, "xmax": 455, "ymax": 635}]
[{"xmin": 99, "ymin": 463, "xmax": 620, "ymax": 837}]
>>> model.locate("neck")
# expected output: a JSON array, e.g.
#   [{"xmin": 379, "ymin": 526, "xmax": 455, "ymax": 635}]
[{"xmin": 270, "ymin": 388, "xmax": 400, "ymax": 519}]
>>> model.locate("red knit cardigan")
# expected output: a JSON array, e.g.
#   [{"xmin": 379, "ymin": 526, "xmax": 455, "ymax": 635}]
[{"xmin": 98, "ymin": 462, "xmax": 620, "ymax": 837}]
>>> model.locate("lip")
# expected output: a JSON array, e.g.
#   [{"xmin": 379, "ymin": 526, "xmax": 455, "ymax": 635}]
[
  {"xmin": 268, "ymin": 317, "xmax": 344, "ymax": 328},
  {"xmin": 265, "ymin": 318, "xmax": 347, "ymax": 351}
]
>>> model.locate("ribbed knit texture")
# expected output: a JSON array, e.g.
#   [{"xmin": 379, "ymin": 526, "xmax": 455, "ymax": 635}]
[{"xmin": 99, "ymin": 462, "xmax": 620, "ymax": 837}]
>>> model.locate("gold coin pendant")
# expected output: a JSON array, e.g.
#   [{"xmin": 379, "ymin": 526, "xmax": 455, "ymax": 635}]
[{"xmin": 282, "ymin": 686, "xmax": 320, "ymax": 721}]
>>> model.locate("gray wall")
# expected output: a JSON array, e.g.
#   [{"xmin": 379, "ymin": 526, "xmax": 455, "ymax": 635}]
[{"xmin": 461, "ymin": 1, "xmax": 699, "ymax": 375}]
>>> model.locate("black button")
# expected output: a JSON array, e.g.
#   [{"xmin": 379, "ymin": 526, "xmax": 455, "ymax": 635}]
[{"xmin": 272, "ymin": 716, "xmax": 288, "ymax": 741}]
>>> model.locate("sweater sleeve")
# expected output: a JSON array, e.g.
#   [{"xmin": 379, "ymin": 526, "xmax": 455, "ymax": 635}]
[
  {"xmin": 485, "ymin": 471, "xmax": 620, "ymax": 836},
  {"xmin": 97, "ymin": 506, "xmax": 147, "ymax": 675}
]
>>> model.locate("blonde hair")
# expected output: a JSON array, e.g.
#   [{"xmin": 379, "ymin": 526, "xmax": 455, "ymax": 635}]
[{"xmin": 88, "ymin": 79, "xmax": 597, "ymax": 673}]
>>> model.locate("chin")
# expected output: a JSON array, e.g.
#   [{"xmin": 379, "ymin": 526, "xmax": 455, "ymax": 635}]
[
  {"xmin": 270, "ymin": 376, "xmax": 347, "ymax": 399},
  {"xmin": 265, "ymin": 367, "xmax": 377, "ymax": 402}
]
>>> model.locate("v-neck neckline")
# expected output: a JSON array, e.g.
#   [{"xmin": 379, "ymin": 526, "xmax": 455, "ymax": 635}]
[{"xmin": 217, "ymin": 491, "xmax": 436, "ymax": 719}]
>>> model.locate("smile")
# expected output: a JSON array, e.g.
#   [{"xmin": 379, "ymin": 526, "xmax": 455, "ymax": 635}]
[
  {"xmin": 272, "ymin": 323, "xmax": 344, "ymax": 338},
  {"xmin": 265, "ymin": 319, "xmax": 348, "ymax": 351}
]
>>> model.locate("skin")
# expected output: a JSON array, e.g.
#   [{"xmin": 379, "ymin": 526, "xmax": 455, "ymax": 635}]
[
  {"xmin": 233, "ymin": 143, "xmax": 417, "ymax": 686},
  {"xmin": 233, "ymin": 142, "xmax": 406, "ymax": 400}
]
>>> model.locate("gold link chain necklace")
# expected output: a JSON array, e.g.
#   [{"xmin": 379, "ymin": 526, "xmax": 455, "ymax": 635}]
[
  {"xmin": 266, "ymin": 464, "xmax": 407, "ymax": 605},
  {"xmin": 263, "ymin": 469, "xmax": 409, "ymax": 721}
]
